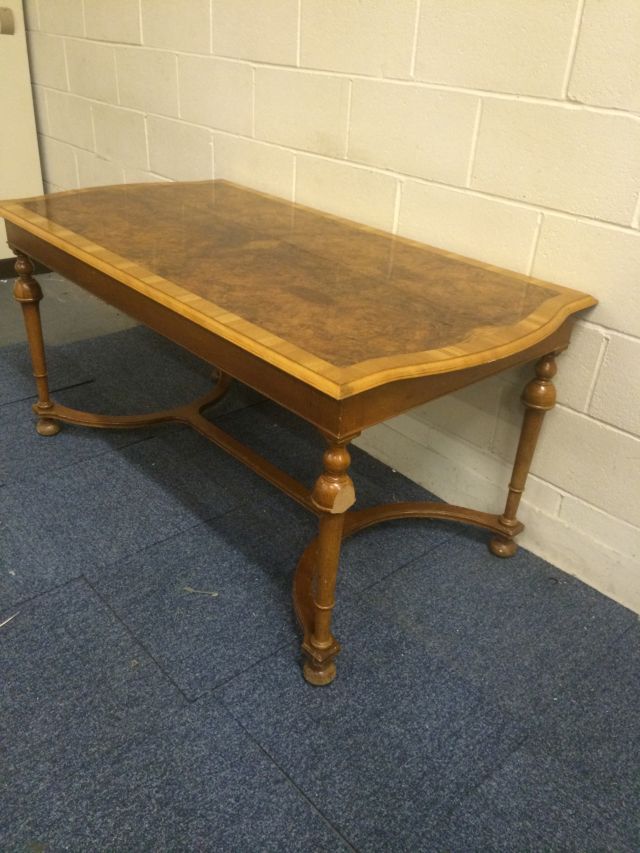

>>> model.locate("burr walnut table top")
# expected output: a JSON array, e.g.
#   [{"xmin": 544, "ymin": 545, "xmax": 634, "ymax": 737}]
[{"xmin": 0, "ymin": 180, "xmax": 595, "ymax": 399}]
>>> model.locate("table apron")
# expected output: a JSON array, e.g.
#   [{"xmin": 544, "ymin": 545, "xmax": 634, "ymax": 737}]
[
  {"xmin": 7, "ymin": 223, "xmax": 574, "ymax": 441},
  {"xmin": 7, "ymin": 223, "xmax": 350, "ymax": 436}
]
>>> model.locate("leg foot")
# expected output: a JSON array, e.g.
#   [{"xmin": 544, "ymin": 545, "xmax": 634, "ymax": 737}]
[
  {"xmin": 36, "ymin": 417, "xmax": 61, "ymax": 436},
  {"xmin": 488, "ymin": 536, "xmax": 518, "ymax": 558},
  {"xmin": 303, "ymin": 658, "xmax": 337, "ymax": 686}
]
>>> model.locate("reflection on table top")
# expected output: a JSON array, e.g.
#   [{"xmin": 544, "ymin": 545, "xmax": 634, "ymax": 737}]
[{"xmin": 0, "ymin": 180, "xmax": 596, "ymax": 398}]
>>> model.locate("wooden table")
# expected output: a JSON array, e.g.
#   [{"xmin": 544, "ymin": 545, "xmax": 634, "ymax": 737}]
[{"xmin": 1, "ymin": 180, "xmax": 596, "ymax": 685}]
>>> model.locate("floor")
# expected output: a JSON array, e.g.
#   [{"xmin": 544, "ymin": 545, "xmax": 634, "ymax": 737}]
[{"xmin": 1, "ymin": 273, "xmax": 638, "ymax": 852}]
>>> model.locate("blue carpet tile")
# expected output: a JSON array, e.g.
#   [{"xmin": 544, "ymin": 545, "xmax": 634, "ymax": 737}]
[
  {"xmin": 0, "ymin": 581, "xmax": 350, "ymax": 852},
  {"xmin": 1, "ymin": 580, "xmax": 182, "ymax": 778},
  {"xmin": 1, "ymin": 325, "xmax": 261, "ymax": 487},
  {"xmin": 0, "ymin": 434, "xmax": 239, "ymax": 608},
  {"xmin": 525, "ymin": 625, "xmax": 640, "ymax": 818},
  {"xmin": 2, "ymin": 327, "xmax": 639, "ymax": 851},
  {"xmin": 56, "ymin": 324, "xmax": 212, "ymax": 407},
  {"xmin": 57, "ymin": 325, "xmax": 263, "ymax": 415},
  {"xmin": 215, "ymin": 630, "xmax": 527, "ymax": 852},
  {"xmin": 215, "ymin": 575, "xmax": 638, "ymax": 851},
  {"xmin": 83, "ymin": 466, "xmax": 451, "ymax": 697},
  {"xmin": 209, "ymin": 399, "xmax": 455, "ymax": 590},
  {"xmin": 83, "ymin": 506, "xmax": 311, "ymax": 698},
  {"xmin": 358, "ymin": 527, "xmax": 638, "ymax": 721},
  {"xmin": 0, "ymin": 341, "xmax": 89, "ymax": 407},
  {"xmin": 0, "ymin": 384, "xmax": 151, "ymax": 487},
  {"xmin": 153, "ymin": 417, "xmax": 453, "ymax": 592},
  {"xmin": 434, "ymin": 746, "xmax": 636, "ymax": 852}
]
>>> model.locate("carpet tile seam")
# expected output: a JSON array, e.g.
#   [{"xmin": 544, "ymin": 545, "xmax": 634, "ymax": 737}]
[
  {"xmin": 507, "ymin": 745, "xmax": 635, "ymax": 849},
  {"xmin": 488, "ymin": 599, "xmax": 640, "ymax": 727},
  {"xmin": 353, "ymin": 536, "xmax": 640, "ymax": 719},
  {"xmin": 0, "ymin": 376, "xmax": 96, "ymax": 410},
  {"xmin": 2, "ymin": 327, "xmax": 638, "ymax": 850},
  {"xmin": 208, "ymin": 395, "xmax": 270, "ymax": 421},
  {"xmin": 202, "ymin": 639, "xmax": 301, "ymax": 702},
  {"xmin": 363, "ymin": 535, "xmax": 624, "ymax": 624},
  {"xmin": 212, "ymin": 645, "xmax": 529, "ymax": 853},
  {"xmin": 87, "ymin": 502, "xmax": 249, "ymax": 577},
  {"xmin": 429, "ymin": 729, "xmax": 533, "ymax": 840},
  {"xmin": 442, "ymin": 642, "xmax": 638, "ymax": 742},
  {"xmin": 77, "ymin": 505, "xmax": 304, "ymax": 702},
  {"xmin": 537, "ymin": 617, "xmax": 640, "ymax": 694},
  {"xmin": 1, "ymin": 432, "xmax": 156, "ymax": 489},
  {"xmin": 0, "ymin": 392, "xmax": 42, "ymax": 410},
  {"xmin": 512, "ymin": 618, "xmax": 640, "ymax": 768},
  {"xmin": 420, "ymin": 607, "xmax": 638, "ymax": 733},
  {"xmin": 0, "ymin": 374, "xmax": 96, "ymax": 410},
  {"xmin": 0, "ymin": 482, "xmax": 244, "ymax": 605},
  {"xmin": 347, "ymin": 533, "xmax": 457, "ymax": 597},
  {"xmin": 426, "ymin": 739, "xmax": 632, "ymax": 852},
  {"xmin": 81, "ymin": 572, "xmax": 192, "ymax": 705},
  {"xmin": 0, "ymin": 574, "xmax": 84, "ymax": 619},
  {"xmin": 215, "ymin": 694, "xmax": 360, "ymax": 853}
]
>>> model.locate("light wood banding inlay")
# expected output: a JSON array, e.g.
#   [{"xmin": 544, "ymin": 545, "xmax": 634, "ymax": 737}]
[{"xmin": 0, "ymin": 180, "xmax": 596, "ymax": 399}]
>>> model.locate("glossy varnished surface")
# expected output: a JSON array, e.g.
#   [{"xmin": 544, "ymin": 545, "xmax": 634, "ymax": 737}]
[
  {"xmin": 12, "ymin": 183, "xmax": 554, "ymax": 365},
  {"xmin": 0, "ymin": 181, "xmax": 596, "ymax": 398}
]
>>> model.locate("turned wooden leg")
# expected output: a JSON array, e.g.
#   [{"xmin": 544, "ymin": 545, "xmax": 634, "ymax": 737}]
[
  {"xmin": 12, "ymin": 252, "xmax": 61, "ymax": 436},
  {"xmin": 302, "ymin": 442, "xmax": 355, "ymax": 686},
  {"xmin": 489, "ymin": 353, "xmax": 557, "ymax": 558}
]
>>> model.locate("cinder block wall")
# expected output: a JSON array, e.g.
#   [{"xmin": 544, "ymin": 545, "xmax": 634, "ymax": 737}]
[{"xmin": 22, "ymin": 0, "xmax": 640, "ymax": 611}]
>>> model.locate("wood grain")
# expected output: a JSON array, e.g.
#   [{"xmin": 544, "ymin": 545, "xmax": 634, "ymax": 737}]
[
  {"xmin": 0, "ymin": 180, "xmax": 596, "ymax": 399},
  {"xmin": 12, "ymin": 252, "xmax": 61, "ymax": 436}
]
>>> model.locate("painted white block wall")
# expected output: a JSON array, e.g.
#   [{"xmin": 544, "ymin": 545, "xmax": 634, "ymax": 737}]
[
  {"xmin": 22, "ymin": 0, "xmax": 640, "ymax": 611},
  {"xmin": 0, "ymin": 0, "xmax": 43, "ymax": 258}
]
